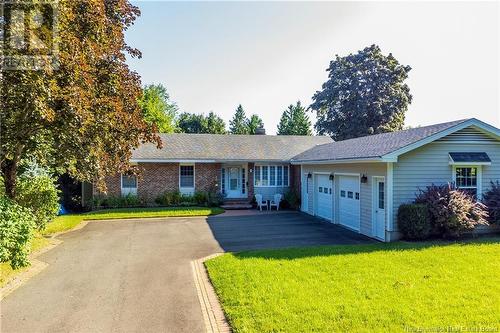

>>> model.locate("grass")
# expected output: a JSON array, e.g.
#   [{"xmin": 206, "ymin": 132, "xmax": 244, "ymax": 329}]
[
  {"xmin": 1, "ymin": 206, "xmax": 223, "ymax": 288},
  {"xmin": 43, "ymin": 206, "xmax": 224, "ymax": 235},
  {"xmin": 206, "ymin": 238, "xmax": 500, "ymax": 332}
]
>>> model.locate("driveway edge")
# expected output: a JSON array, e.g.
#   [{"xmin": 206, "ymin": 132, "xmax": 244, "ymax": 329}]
[
  {"xmin": 1, "ymin": 238, "xmax": 62, "ymax": 300},
  {"xmin": 192, "ymin": 253, "xmax": 232, "ymax": 333}
]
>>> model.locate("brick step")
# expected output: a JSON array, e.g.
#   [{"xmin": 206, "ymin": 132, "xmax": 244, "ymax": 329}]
[{"xmin": 221, "ymin": 201, "xmax": 253, "ymax": 210}]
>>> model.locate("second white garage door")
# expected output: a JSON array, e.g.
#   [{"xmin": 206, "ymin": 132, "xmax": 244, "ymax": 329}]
[
  {"xmin": 315, "ymin": 174, "xmax": 333, "ymax": 221},
  {"xmin": 338, "ymin": 175, "xmax": 360, "ymax": 231}
]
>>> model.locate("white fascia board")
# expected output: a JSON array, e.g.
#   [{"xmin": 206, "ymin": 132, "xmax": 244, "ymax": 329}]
[
  {"xmin": 382, "ymin": 119, "xmax": 500, "ymax": 161},
  {"xmin": 131, "ymin": 159, "xmax": 291, "ymax": 164},
  {"xmin": 290, "ymin": 157, "xmax": 384, "ymax": 165}
]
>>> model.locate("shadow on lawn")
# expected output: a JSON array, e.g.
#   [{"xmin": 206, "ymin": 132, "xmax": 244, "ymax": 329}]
[{"xmin": 206, "ymin": 211, "xmax": 500, "ymax": 259}]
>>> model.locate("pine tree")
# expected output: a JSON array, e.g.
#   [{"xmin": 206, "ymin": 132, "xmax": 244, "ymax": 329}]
[
  {"xmin": 277, "ymin": 101, "xmax": 312, "ymax": 135},
  {"xmin": 229, "ymin": 105, "xmax": 249, "ymax": 134}
]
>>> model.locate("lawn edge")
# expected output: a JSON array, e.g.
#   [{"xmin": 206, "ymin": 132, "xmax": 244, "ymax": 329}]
[
  {"xmin": 0, "ymin": 238, "xmax": 62, "ymax": 300},
  {"xmin": 192, "ymin": 253, "xmax": 232, "ymax": 333}
]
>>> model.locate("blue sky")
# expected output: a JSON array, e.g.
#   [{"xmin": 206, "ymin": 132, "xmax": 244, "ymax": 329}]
[{"xmin": 126, "ymin": 1, "xmax": 499, "ymax": 134}]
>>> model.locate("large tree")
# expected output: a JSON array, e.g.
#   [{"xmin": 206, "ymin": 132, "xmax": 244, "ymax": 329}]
[
  {"xmin": 229, "ymin": 104, "xmax": 249, "ymax": 134},
  {"xmin": 177, "ymin": 112, "xmax": 226, "ymax": 134},
  {"xmin": 139, "ymin": 84, "xmax": 178, "ymax": 133},
  {"xmin": 247, "ymin": 114, "xmax": 265, "ymax": 134},
  {"xmin": 1, "ymin": 0, "xmax": 159, "ymax": 198},
  {"xmin": 310, "ymin": 45, "xmax": 412, "ymax": 141},
  {"xmin": 277, "ymin": 101, "xmax": 312, "ymax": 136}
]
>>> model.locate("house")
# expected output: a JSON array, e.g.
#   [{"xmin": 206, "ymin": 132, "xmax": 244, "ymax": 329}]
[
  {"xmin": 98, "ymin": 133, "xmax": 333, "ymax": 204},
  {"xmin": 96, "ymin": 118, "xmax": 500, "ymax": 242}
]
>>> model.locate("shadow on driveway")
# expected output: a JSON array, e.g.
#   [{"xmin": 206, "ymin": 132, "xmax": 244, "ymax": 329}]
[{"xmin": 206, "ymin": 210, "xmax": 375, "ymax": 252}]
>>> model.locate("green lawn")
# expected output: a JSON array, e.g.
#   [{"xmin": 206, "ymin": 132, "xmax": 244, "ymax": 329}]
[
  {"xmin": 43, "ymin": 206, "xmax": 224, "ymax": 235},
  {"xmin": 206, "ymin": 239, "xmax": 500, "ymax": 333}
]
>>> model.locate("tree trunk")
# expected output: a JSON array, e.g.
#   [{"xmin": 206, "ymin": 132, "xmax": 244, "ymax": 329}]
[{"xmin": 2, "ymin": 159, "xmax": 18, "ymax": 199}]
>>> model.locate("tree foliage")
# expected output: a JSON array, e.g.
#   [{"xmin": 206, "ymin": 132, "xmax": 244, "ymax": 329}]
[
  {"xmin": 277, "ymin": 101, "xmax": 312, "ymax": 136},
  {"xmin": 139, "ymin": 84, "xmax": 178, "ymax": 133},
  {"xmin": 0, "ymin": 0, "xmax": 159, "ymax": 198},
  {"xmin": 177, "ymin": 112, "xmax": 227, "ymax": 134},
  {"xmin": 247, "ymin": 114, "xmax": 265, "ymax": 134},
  {"xmin": 311, "ymin": 45, "xmax": 412, "ymax": 141},
  {"xmin": 229, "ymin": 105, "xmax": 249, "ymax": 134}
]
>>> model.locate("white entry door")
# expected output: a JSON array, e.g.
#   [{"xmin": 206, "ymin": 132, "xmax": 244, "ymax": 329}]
[
  {"xmin": 226, "ymin": 167, "xmax": 241, "ymax": 198},
  {"xmin": 338, "ymin": 175, "xmax": 360, "ymax": 231},
  {"xmin": 373, "ymin": 178, "xmax": 386, "ymax": 240},
  {"xmin": 315, "ymin": 174, "xmax": 333, "ymax": 221}
]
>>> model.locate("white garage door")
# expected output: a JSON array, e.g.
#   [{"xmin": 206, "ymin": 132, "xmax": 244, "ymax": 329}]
[
  {"xmin": 338, "ymin": 176, "xmax": 360, "ymax": 231},
  {"xmin": 315, "ymin": 174, "xmax": 333, "ymax": 221}
]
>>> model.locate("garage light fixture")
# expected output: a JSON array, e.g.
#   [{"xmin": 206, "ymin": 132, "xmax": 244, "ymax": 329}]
[
  {"xmin": 307, "ymin": 173, "xmax": 312, "ymax": 179},
  {"xmin": 329, "ymin": 174, "xmax": 334, "ymax": 181},
  {"xmin": 361, "ymin": 174, "xmax": 368, "ymax": 183}
]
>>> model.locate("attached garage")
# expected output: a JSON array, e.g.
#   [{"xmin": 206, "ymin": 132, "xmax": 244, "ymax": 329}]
[
  {"xmin": 338, "ymin": 175, "xmax": 361, "ymax": 231},
  {"xmin": 314, "ymin": 174, "xmax": 333, "ymax": 221}
]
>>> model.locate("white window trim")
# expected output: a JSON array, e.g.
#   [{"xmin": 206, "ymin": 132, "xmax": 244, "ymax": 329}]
[
  {"xmin": 179, "ymin": 163, "xmax": 195, "ymax": 193},
  {"xmin": 254, "ymin": 164, "xmax": 290, "ymax": 188},
  {"xmin": 452, "ymin": 165, "xmax": 482, "ymax": 200},
  {"xmin": 121, "ymin": 174, "xmax": 138, "ymax": 197}
]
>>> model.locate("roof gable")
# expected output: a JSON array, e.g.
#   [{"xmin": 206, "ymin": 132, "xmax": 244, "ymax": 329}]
[{"xmin": 292, "ymin": 118, "xmax": 500, "ymax": 164}]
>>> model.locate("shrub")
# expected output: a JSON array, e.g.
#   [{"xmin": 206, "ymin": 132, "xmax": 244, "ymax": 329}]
[
  {"xmin": 193, "ymin": 191, "xmax": 209, "ymax": 205},
  {"xmin": 93, "ymin": 194, "xmax": 143, "ymax": 209},
  {"xmin": 397, "ymin": 204, "xmax": 431, "ymax": 240},
  {"xmin": 0, "ymin": 196, "xmax": 35, "ymax": 269},
  {"xmin": 483, "ymin": 181, "xmax": 500, "ymax": 224},
  {"xmin": 16, "ymin": 175, "xmax": 60, "ymax": 230},
  {"xmin": 155, "ymin": 191, "xmax": 182, "ymax": 206},
  {"xmin": 207, "ymin": 192, "xmax": 224, "ymax": 207},
  {"xmin": 283, "ymin": 190, "xmax": 300, "ymax": 210},
  {"xmin": 415, "ymin": 184, "xmax": 488, "ymax": 238}
]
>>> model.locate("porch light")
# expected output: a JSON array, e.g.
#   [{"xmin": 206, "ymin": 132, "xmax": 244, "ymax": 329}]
[{"xmin": 361, "ymin": 175, "xmax": 368, "ymax": 183}]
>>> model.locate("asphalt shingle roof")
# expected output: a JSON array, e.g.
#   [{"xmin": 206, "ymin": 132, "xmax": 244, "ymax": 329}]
[
  {"xmin": 132, "ymin": 134, "xmax": 333, "ymax": 162},
  {"xmin": 292, "ymin": 119, "xmax": 470, "ymax": 162}
]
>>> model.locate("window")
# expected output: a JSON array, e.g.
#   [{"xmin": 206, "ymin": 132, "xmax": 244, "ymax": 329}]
[
  {"xmin": 121, "ymin": 174, "xmax": 137, "ymax": 196},
  {"xmin": 348, "ymin": 191, "xmax": 353, "ymax": 199},
  {"xmin": 255, "ymin": 166, "xmax": 261, "ymax": 186},
  {"xmin": 341, "ymin": 190, "xmax": 346, "ymax": 198},
  {"xmin": 283, "ymin": 166, "xmax": 289, "ymax": 186},
  {"xmin": 319, "ymin": 187, "xmax": 323, "ymax": 193},
  {"xmin": 180, "ymin": 165, "xmax": 194, "ymax": 188},
  {"xmin": 270, "ymin": 166, "xmax": 276, "ymax": 186},
  {"xmin": 454, "ymin": 167, "xmax": 478, "ymax": 198},
  {"xmin": 242, "ymin": 168, "xmax": 246, "ymax": 194},
  {"xmin": 378, "ymin": 182, "xmax": 385, "ymax": 209},
  {"xmin": 254, "ymin": 164, "xmax": 290, "ymax": 187},
  {"xmin": 355, "ymin": 192, "xmax": 360, "ymax": 200},
  {"xmin": 261, "ymin": 166, "xmax": 269, "ymax": 186},
  {"xmin": 277, "ymin": 167, "xmax": 283, "ymax": 186}
]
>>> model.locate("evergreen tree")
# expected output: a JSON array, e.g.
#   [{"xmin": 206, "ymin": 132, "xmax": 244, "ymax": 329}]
[
  {"xmin": 247, "ymin": 114, "xmax": 265, "ymax": 134},
  {"xmin": 205, "ymin": 112, "xmax": 227, "ymax": 134},
  {"xmin": 277, "ymin": 101, "xmax": 312, "ymax": 135},
  {"xmin": 229, "ymin": 105, "xmax": 249, "ymax": 134}
]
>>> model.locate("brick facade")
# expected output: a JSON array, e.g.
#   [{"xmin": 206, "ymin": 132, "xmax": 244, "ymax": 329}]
[
  {"xmin": 137, "ymin": 163, "xmax": 179, "ymax": 201},
  {"xmin": 290, "ymin": 165, "xmax": 301, "ymax": 194},
  {"xmin": 247, "ymin": 162, "xmax": 255, "ymax": 200},
  {"xmin": 195, "ymin": 163, "xmax": 221, "ymax": 193}
]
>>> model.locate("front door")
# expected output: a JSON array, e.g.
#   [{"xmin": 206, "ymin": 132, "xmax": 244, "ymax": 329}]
[
  {"xmin": 373, "ymin": 178, "xmax": 386, "ymax": 240},
  {"xmin": 226, "ymin": 167, "xmax": 241, "ymax": 198}
]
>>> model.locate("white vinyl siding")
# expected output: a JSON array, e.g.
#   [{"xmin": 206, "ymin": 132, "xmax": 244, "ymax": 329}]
[
  {"xmin": 301, "ymin": 163, "xmax": 386, "ymax": 237},
  {"xmin": 392, "ymin": 139, "xmax": 500, "ymax": 230}
]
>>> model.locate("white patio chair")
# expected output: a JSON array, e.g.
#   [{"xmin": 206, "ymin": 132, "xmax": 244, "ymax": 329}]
[
  {"xmin": 269, "ymin": 193, "xmax": 283, "ymax": 211},
  {"xmin": 255, "ymin": 194, "xmax": 268, "ymax": 211}
]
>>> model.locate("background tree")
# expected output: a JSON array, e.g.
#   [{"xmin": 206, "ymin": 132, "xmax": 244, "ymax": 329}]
[
  {"xmin": 247, "ymin": 115, "xmax": 265, "ymax": 134},
  {"xmin": 310, "ymin": 45, "xmax": 412, "ymax": 141},
  {"xmin": 139, "ymin": 84, "xmax": 178, "ymax": 133},
  {"xmin": 177, "ymin": 112, "xmax": 227, "ymax": 134},
  {"xmin": 1, "ymin": 0, "xmax": 159, "ymax": 198},
  {"xmin": 205, "ymin": 112, "xmax": 227, "ymax": 134},
  {"xmin": 229, "ymin": 105, "xmax": 249, "ymax": 134},
  {"xmin": 277, "ymin": 101, "xmax": 312, "ymax": 135}
]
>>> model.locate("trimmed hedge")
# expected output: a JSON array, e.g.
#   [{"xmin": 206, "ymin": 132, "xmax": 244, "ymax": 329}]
[
  {"xmin": 397, "ymin": 204, "xmax": 431, "ymax": 240},
  {"xmin": 0, "ymin": 196, "xmax": 35, "ymax": 269},
  {"xmin": 483, "ymin": 181, "xmax": 500, "ymax": 224}
]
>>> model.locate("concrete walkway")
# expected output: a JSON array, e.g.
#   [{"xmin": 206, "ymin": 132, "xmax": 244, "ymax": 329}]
[{"xmin": 0, "ymin": 212, "xmax": 373, "ymax": 333}]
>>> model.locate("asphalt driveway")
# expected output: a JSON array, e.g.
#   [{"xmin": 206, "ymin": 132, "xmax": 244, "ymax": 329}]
[{"xmin": 1, "ymin": 211, "xmax": 373, "ymax": 333}]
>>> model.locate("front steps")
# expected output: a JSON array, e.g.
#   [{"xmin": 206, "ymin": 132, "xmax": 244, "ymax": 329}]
[{"xmin": 221, "ymin": 199, "xmax": 253, "ymax": 210}]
